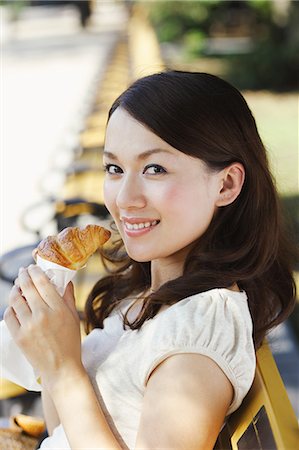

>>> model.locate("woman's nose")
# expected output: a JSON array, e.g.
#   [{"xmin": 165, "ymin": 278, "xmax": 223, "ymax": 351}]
[{"xmin": 116, "ymin": 176, "xmax": 146, "ymax": 210}]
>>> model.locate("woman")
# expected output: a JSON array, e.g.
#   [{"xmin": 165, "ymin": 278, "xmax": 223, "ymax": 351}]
[{"xmin": 5, "ymin": 71, "xmax": 297, "ymax": 449}]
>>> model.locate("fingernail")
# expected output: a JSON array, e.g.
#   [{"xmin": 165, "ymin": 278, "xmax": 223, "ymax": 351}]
[{"xmin": 19, "ymin": 267, "xmax": 25, "ymax": 273}]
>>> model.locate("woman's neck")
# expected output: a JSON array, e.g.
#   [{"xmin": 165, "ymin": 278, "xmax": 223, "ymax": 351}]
[
  {"xmin": 150, "ymin": 260, "xmax": 240, "ymax": 294},
  {"xmin": 149, "ymin": 243, "xmax": 197, "ymax": 291},
  {"xmin": 150, "ymin": 258, "xmax": 184, "ymax": 292}
]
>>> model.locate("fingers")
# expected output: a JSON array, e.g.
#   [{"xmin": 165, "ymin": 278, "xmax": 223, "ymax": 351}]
[
  {"xmin": 15, "ymin": 264, "xmax": 70, "ymax": 313},
  {"xmin": 3, "ymin": 306, "xmax": 20, "ymax": 335},
  {"xmin": 18, "ymin": 265, "xmax": 60, "ymax": 311},
  {"xmin": 17, "ymin": 267, "xmax": 46, "ymax": 312},
  {"xmin": 63, "ymin": 282, "xmax": 79, "ymax": 322},
  {"xmin": 14, "ymin": 277, "xmax": 20, "ymax": 288},
  {"xmin": 63, "ymin": 282, "xmax": 74, "ymax": 302},
  {"xmin": 28, "ymin": 265, "xmax": 63, "ymax": 308},
  {"xmin": 32, "ymin": 248, "xmax": 38, "ymax": 262},
  {"xmin": 6, "ymin": 285, "xmax": 31, "ymax": 327}
]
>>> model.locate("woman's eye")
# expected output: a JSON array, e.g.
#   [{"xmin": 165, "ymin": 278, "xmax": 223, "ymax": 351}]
[
  {"xmin": 143, "ymin": 164, "xmax": 166, "ymax": 175},
  {"xmin": 104, "ymin": 164, "xmax": 123, "ymax": 174}
]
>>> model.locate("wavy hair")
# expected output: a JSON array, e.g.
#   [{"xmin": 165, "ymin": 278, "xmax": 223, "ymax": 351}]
[{"xmin": 85, "ymin": 71, "xmax": 297, "ymax": 348}]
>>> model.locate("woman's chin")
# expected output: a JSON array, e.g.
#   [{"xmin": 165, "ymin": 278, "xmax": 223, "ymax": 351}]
[
  {"xmin": 125, "ymin": 248, "xmax": 154, "ymax": 263},
  {"xmin": 128, "ymin": 254, "xmax": 151, "ymax": 263}
]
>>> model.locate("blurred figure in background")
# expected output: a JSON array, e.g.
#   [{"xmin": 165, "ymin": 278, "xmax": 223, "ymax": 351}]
[{"xmin": 30, "ymin": 0, "xmax": 93, "ymax": 28}]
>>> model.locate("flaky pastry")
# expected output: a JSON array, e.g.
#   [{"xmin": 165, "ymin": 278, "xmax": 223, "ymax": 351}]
[
  {"xmin": 36, "ymin": 224, "xmax": 111, "ymax": 270},
  {"xmin": 11, "ymin": 413, "xmax": 46, "ymax": 438}
]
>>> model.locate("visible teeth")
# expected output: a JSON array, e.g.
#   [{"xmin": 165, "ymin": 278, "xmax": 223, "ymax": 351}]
[{"xmin": 125, "ymin": 220, "xmax": 158, "ymax": 230}]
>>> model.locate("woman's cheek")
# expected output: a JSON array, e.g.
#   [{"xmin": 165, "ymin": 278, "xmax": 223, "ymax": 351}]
[
  {"xmin": 103, "ymin": 181, "xmax": 115, "ymax": 215},
  {"xmin": 159, "ymin": 183, "xmax": 186, "ymax": 206}
]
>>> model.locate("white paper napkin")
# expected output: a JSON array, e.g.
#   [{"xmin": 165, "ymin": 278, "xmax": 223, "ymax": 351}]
[
  {"xmin": 0, "ymin": 257, "xmax": 78, "ymax": 391},
  {"xmin": 36, "ymin": 255, "xmax": 77, "ymax": 296},
  {"xmin": 0, "ymin": 320, "xmax": 42, "ymax": 391}
]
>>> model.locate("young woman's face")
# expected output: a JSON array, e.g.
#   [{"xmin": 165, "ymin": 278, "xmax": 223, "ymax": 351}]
[{"xmin": 103, "ymin": 108, "xmax": 223, "ymax": 264}]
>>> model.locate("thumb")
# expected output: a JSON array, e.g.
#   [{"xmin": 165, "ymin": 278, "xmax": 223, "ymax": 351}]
[
  {"xmin": 63, "ymin": 281, "xmax": 75, "ymax": 300},
  {"xmin": 32, "ymin": 248, "xmax": 38, "ymax": 262},
  {"xmin": 63, "ymin": 282, "xmax": 77, "ymax": 315}
]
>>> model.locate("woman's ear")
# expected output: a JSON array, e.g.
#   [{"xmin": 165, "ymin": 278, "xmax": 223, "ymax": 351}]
[{"xmin": 216, "ymin": 163, "xmax": 245, "ymax": 207}]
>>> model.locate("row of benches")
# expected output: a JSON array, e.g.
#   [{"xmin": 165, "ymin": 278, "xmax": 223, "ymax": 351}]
[{"xmin": 1, "ymin": 4, "xmax": 298, "ymax": 449}]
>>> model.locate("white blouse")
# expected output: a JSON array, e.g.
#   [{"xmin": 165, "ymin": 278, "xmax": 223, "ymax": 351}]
[{"xmin": 39, "ymin": 288, "xmax": 256, "ymax": 449}]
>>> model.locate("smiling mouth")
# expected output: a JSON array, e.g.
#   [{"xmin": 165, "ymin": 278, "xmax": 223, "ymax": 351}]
[{"xmin": 124, "ymin": 220, "xmax": 160, "ymax": 230}]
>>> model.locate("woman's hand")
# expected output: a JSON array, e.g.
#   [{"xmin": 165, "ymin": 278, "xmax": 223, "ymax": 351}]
[
  {"xmin": 4, "ymin": 266, "xmax": 123, "ymax": 449},
  {"xmin": 4, "ymin": 265, "xmax": 82, "ymax": 386}
]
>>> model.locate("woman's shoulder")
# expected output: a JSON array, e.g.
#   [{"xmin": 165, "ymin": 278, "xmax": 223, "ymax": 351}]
[
  {"xmin": 122, "ymin": 287, "xmax": 251, "ymax": 335},
  {"xmin": 137, "ymin": 287, "xmax": 254, "ymax": 359},
  {"xmin": 137, "ymin": 288, "xmax": 255, "ymax": 414},
  {"xmin": 180, "ymin": 286, "xmax": 248, "ymax": 304},
  {"xmin": 153, "ymin": 287, "xmax": 251, "ymax": 326}
]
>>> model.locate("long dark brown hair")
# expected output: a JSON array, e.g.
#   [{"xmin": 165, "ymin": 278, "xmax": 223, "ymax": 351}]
[{"xmin": 85, "ymin": 71, "xmax": 297, "ymax": 348}]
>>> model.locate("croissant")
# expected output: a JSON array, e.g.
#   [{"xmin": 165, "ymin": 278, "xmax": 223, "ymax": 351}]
[
  {"xmin": 11, "ymin": 413, "xmax": 46, "ymax": 438},
  {"xmin": 36, "ymin": 224, "xmax": 111, "ymax": 270}
]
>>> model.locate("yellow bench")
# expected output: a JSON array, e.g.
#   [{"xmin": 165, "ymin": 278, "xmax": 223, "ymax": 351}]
[{"xmin": 215, "ymin": 342, "xmax": 299, "ymax": 449}]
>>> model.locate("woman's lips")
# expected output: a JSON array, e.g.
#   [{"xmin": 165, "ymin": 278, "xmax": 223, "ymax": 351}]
[{"xmin": 121, "ymin": 218, "xmax": 160, "ymax": 236}]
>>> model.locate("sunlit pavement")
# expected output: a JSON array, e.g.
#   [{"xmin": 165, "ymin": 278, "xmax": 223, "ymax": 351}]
[
  {"xmin": 1, "ymin": 1, "xmax": 128, "ymax": 256},
  {"xmin": 0, "ymin": 1, "xmax": 128, "ymax": 306},
  {"xmin": 0, "ymin": 0, "xmax": 128, "ymax": 419}
]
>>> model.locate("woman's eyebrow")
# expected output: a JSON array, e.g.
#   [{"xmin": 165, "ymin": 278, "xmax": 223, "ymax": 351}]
[
  {"xmin": 103, "ymin": 151, "xmax": 119, "ymax": 160},
  {"xmin": 103, "ymin": 148, "xmax": 174, "ymax": 161}
]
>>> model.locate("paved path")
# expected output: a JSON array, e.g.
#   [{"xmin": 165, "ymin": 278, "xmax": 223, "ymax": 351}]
[
  {"xmin": 0, "ymin": 5, "xmax": 129, "ymax": 421},
  {"xmin": 1, "ymin": 1, "xmax": 128, "ymax": 257},
  {"xmin": 0, "ymin": 0, "xmax": 128, "ymax": 308}
]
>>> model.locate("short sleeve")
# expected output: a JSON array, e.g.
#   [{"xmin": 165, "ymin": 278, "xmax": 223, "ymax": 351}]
[{"xmin": 138, "ymin": 289, "xmax": 256, "ymax": 415}]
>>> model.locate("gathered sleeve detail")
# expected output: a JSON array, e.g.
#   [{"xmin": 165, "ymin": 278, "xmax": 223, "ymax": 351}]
[{"xmin": 138, "ymin": 289, "xmax": 256, "ymax": 415}]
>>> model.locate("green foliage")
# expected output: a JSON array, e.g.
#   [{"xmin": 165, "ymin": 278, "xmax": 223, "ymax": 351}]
[
  {"xmin": 147, "ymin": 0, "xmax": 299, "ymax": 91},
  {"xmin": 1, "ymin": 0, "xmax": 28, "ymax": 19},
  {"xmin": 226, "ymin": 0, "xmax": 299, "ymax": 90},
  {"xmin": 183, "ymin": 29, "xmax": 206, "ymax": 57},
  {"xmin": 226, "ymin": 37, "xmax": 299, "ymax": 91},
  {"xmin": 155, "ymin": 16, "xmax": 184, "ymax": 43},
  {"xmin": 148, "ymin": 1, "xmax": 220, "ymax": 44},
  {"xmin": 248, "ymin": 0, "xmax": 272, "ymax": 17}
]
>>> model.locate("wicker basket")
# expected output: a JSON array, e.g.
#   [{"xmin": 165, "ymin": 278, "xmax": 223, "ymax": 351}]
[{"xmin": 0, "ymin": 428, "xmax": 38, "ymax": 450}]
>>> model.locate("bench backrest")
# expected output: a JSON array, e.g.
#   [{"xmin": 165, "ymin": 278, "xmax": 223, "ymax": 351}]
[{"xmin": 214, "ymin": 341, "xmax": 299, "ymax": 449}]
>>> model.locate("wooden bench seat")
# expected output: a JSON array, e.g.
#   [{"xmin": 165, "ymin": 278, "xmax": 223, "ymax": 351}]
[{"xmin": 215, "ymin": 342, "xmax": 299, "ymax": 449}]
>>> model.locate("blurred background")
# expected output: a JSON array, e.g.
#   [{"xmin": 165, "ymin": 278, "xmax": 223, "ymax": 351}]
[{"xmin": 0, "ymin": 0, "xmax": 298, "ymax": 435}]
